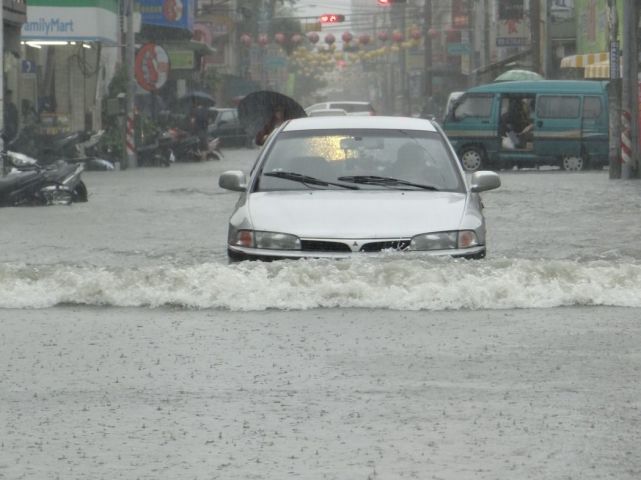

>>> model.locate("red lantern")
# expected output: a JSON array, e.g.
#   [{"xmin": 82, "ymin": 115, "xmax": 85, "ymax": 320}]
[
  {"xmin": 358, "ymin": 34, "xmax": 371, "ymax": 45},
  {"xmin": 258, "ymin": 34, "xmax": 269, "ymax": 47},
  {"xmin": 240, "ymin": 33, "xmax": 252, "ymax": 47},
  {"xmin": 410, "ymin": 29, "xmax": 421, "ymax": 41},
  {"xmin": 377, "ymin": 31, "xmax": 389, "ymax": 42},
  {"xmin": 274, "ymin": 32, "xmax": 286, "ymax": 45},
  {"xmin": 325, "ymin": 33, "xmax": 335, "ymax": 45},
  {"xmin": 392, "ymin": 31, "xmax": 404, "ymax": 43},
  {"xmin": 307, "ymin": 32, "xmax": 319, "ymax": 44},
  {"xmin": 291, "ymin": 33, "xmax": 303, "ymax": 45},
  {"xmin": 342, "ymin": 31, "xmax": 353, "ymax": 43},
  {"xmin": 427, "ymin": 28, "xmax": 439, "ymax": 39}
]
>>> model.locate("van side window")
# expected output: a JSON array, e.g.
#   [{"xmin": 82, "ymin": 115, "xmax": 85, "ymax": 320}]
[
  {"xmin": 453, "ymin": 94, "xmax": 493, "ymax": 120},
  {"xmin": 583, "ymin": 96, "xmax": 602, "ymax": 119},
  {"xmin": 537, "ymin": 95, "xmax": 580, "ymax": 119}
]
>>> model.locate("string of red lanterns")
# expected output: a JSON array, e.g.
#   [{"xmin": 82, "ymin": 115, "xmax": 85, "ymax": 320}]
[{"xmin": 238, "ymin": 29, "xmax": 427, "ymax": 48}]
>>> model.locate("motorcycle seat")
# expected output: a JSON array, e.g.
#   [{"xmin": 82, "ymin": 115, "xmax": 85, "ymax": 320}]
[{"xmin": 0, "ymin": 171, "xmax": 40, "ymax": 194}]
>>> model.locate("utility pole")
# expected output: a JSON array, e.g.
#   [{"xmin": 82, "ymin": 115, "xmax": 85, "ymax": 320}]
[
  {"xmin": 467, "ymin": 0, "xmax": 476, "ymax": 87},
  {"xmin": 124, "ymin": 0, "xmax": 137, "ymax": 169},
  {"xmin": 483, "ymin": 0, "xmax": 491, "ymax": 76},
  {"xmin": 607, "ymin": 0, "xmax": 622, "ymax": 179},
  {"xmin": 423, "ymin": 0, "xmax": 432, "ymax": 99},
  {"xmin": 530, "ymin": 0, "xmax": 541, "ymax": 74},
  {"xmin": 621, "ymin": 0, "xmax": 639, "ymax": 179},
  {"xmin": 0, "ymin": 0, "xmax": 5, "ymax": 175},
  {"xmin": 398, "ymin": 2, "xmax": 408, "ymax": 114}
]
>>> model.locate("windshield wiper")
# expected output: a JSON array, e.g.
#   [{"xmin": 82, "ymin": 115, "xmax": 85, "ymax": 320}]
[
  {"xmin": 264, "ymin": 171, "xmax": 359, "ymax": 189},
  {"xmin": 337, "ymin": 175, "xmax": 439, "ymax": 191}
]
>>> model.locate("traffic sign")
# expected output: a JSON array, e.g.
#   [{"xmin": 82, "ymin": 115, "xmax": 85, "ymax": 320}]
[{"xmin": 134, "ymin": 43, "xmax": 170, "ymax": 92}]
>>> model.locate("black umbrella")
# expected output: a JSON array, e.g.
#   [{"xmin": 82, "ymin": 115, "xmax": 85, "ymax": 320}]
[{"xmin": 238, "ymin": 90, "xmax": 306, "ymax": 138}]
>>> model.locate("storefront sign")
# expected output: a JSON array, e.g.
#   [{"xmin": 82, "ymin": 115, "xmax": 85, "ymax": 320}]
[
  {"xmin": 135, "ymin": 43, "xmax": 170, "ymax": 92},
  {"xmin": 168, "ymin": 50, "xmax": 194, "ymax": 69},
  {"xmin": 21, "ymin": 0, "xmax": 118, "ymax": 44},
  {"xmin": 137, "ymin": 0, "xmax": 195, "ymax": 32},
  {"xmin": 447, "ymin": 43, "xmax": 470, "ymax": 55}
]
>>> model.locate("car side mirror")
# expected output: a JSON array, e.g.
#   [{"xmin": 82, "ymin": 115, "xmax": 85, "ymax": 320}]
[
  {"xmin": 219, "ymin": 170, "xmax": 247, "ymax": 191},
  {"xmin": 470, "ymin": 171, "xmax": 500, "ymax": 192}
]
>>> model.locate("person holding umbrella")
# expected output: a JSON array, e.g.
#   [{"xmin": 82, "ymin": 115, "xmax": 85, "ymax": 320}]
[
  {"xmin": 189, "ymin": 99, "xmax": 210, "ymax": 161},
  {"xmin": 254, "ymin": 105, "xmax": 285, "ymax": 146},
  {"xmin": 237, "ymin": 91, "xmax": 307, "ymax": 147}
]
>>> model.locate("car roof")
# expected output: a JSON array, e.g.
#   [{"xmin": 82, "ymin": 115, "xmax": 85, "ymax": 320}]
[
  {"xmin": 283, "ymin": 116, "xmax": 438, "ymax": 132},
  {"xmin": 466, "ymin": 80, "xmax": 608, "ymax": 95},
  {"xmin": 306, "ymin": 101, "xmax": 372, "ymax": 109},
  {"xmin": 307, "ymin": 108, "xmax": 348, "ymax": 116}
]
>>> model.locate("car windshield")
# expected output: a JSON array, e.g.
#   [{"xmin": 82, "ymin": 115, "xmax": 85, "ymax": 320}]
[{"xmin": 255, "ymin": 129, "xmax": 464, "ymax": 192}]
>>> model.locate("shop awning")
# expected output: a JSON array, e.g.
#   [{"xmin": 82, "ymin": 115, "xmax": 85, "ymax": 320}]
[
  {"xmin": 560, "ymin": 52, "xmax": 609, "ymax": 68},
  {"xmin": 584, "ymin": 58, "xmax": 623, "ymax": 79}
]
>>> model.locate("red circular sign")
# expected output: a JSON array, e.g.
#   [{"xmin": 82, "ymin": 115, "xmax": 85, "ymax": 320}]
[{"xmin": 135, "ymin": 43, "xmax": 170, "ymax": 92}]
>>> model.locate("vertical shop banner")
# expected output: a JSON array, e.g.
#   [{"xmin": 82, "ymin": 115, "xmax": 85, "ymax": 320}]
[
  {"xmin": 451, "ymin": 0, "xmax": 469, "ymax": 29},
  {"xmin": 575, "ymin": 0, "xmax": 619, "ymax": 54},
  {"xmin": 137, "ymin": 0, "xmax": 195, "ymax": 32},
  {"xmin": 498, "ymin": 0, "xmax": 524, "ymax": 20},
  {"xmin": 496, "ymin": 0, "xmax": 528, "ymax": 47}
]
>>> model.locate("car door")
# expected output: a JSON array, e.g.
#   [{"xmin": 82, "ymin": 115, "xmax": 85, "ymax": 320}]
[
  {"xmin": 534, "ymin": 94, "xmax": 582, "ymax": 161},
  {"xmin": 581, "ymin": 95, "xmax": 609, "ymax": 164},
  {"xmin": 230, "ymin": 110, "xmax": 247, "ymax": 146}
]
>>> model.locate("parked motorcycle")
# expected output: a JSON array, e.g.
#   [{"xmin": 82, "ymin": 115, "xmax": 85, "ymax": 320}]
[
  {"xmin": 137, "ymin": 135, "xmax": 172, "ymax": 168},
  {"xmin": 0, "ymin": 151, "xmax": 88, "ymax": 206},
  {"xmin": 9, "ymin": 125, "xmax": 107, "ymax": 166},
  {"xmin": 160, "ymin": 127, "xmax": 223, "ymax": 162}
]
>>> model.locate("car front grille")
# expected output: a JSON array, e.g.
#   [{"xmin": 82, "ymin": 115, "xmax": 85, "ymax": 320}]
[
  {"xmin": 300, "ymin": 240, "xmax": 352, "ymax": 252},
  {"xmin": 360, "ymin": 240, "xmax": 411, "ymax": 252},
  {"xmin": 299, "ymin": 239, "xmax": 412, "ymax": 253}
]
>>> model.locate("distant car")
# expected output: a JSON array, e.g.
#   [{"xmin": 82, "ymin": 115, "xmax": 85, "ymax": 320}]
[
  {"xmin": 307, "ymin": 108, "xmax": 348, "ymax": 117},
  {"xmin": 218, "ymin": 116, "xmax": 501, "ymax": 261},
  {"xmin": 208, "ymin": 108, "xmax": 250, "ymax": 147},
  {"xmin": 305, "ymin": 101, "xmax": 376, "ymax": 116}
]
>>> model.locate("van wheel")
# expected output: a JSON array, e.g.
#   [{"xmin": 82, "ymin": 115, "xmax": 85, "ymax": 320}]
[
  {"xmin": 460, "ymin": 147, "xmax": 485, "ymax": 172},
  {"xmin": 561, "ymin": 155, "xmax": 586, "ymax": 171}
]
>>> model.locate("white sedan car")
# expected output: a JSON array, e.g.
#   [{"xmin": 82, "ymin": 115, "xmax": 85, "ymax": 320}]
[{"xmin": 219, "ymin": 116, "xmax": 500, "ymax": 261}]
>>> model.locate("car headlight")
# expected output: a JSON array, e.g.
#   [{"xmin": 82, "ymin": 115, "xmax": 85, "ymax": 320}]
[
  {"xmin": 410, "ymin": 230, "xmax": 479, "ymax": 251},
  {"xmin": 230, "ymin": 229, "xmax": 301, "ymax": 250}
]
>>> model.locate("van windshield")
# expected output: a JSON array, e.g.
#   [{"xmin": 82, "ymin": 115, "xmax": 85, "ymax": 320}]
[{"xmin": 452, "ymin": 94, "xmax": 493, "ymax": 120}]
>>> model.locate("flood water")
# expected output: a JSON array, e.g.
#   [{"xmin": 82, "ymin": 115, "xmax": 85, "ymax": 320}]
[
  {"xmin": 2, "ymin": 150, "xmax": 641, "ymax": 480},
  {"xmin": 1, "ymin": 149, "xmax": 641, "ymax": 310}
]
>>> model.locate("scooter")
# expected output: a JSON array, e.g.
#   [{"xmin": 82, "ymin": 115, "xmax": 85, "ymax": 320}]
[
  {"xmin": 161, "ymin": 128, "xmax": 223, "ymax": 162},
  {"xmin": 0, "ymin": 151, "xmax": 88, "ymax": 206},
  {"xmin": 9, "ymin": 126, "xmax": 106, "ymax": 165},
  {"xmin": 137, "ymin": 135, "xmax": 172, "ymax": 167}
]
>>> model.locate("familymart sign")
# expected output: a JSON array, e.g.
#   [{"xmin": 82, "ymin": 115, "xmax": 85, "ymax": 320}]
[{"xmin": 22, "ymin": 0, "xmax": 118, "ymax": 45}]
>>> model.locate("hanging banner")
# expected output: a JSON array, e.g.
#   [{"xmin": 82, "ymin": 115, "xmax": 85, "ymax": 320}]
[{"xmin": 136, "ymin": 0, "xmax": 195, "ymax": 32}]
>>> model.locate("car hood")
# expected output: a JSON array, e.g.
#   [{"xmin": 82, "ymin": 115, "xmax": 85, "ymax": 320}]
[{"xmin": 247, "ymin": 190, "xmax": 468, "ymax": 238}]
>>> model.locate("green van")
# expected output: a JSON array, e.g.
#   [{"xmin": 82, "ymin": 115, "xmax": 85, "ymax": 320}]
[{"xmin": 442, "ymin": 80, "xmax": 609, "ymax": 172}]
